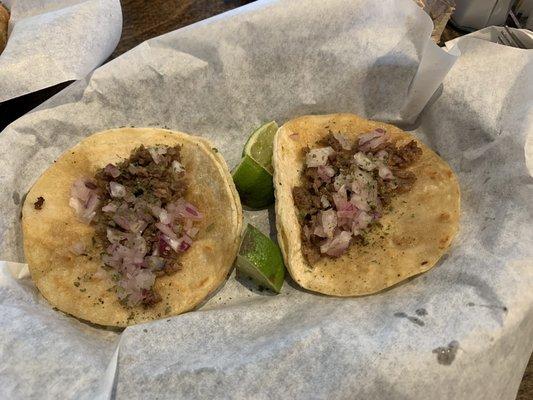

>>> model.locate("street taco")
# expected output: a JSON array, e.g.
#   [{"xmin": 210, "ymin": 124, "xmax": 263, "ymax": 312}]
[
  {"xmin": 273, "ymin": 114, "xmax": 460, "ymax": 296},
  {"xmin": 22, "ymin": 128, "xmax": 242, "ymax": 327}
]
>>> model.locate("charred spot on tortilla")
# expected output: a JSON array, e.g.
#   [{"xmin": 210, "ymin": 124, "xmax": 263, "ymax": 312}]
[
  {"xmin": 33, "ymin": 196, "xmax": 45, "ymax": 210},
  {"xmin": 273, "ymin": 114, "xmax": 460, "ymax": 297},
  {"xmin": 22, "ymin": 128, "xmax": 242, "ymax": 327}
]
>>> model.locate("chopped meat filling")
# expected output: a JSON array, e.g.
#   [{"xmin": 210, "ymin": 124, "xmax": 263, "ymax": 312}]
[
  {"xmin": 69, "ymin": 145, "xmax": 202, "ymax": 307},
  {"xmin": 292, "ymin": 129, "xmax": 422, "ymax": 263}
]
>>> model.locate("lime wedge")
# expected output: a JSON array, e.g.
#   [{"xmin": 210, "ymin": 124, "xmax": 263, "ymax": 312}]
[
  {"xmin": 242, "ymin": 121, "xmax": 278, "ymax": 174},
  {"xmin": 236, "ymin": 224, "xmax": 285, "ymax": 293},
  {"xmin": 232, "ymin": 156, "xmax": 274, "ymax": 209},
  {"xmin": 232, "ymin": 121, "xmax": 278, "ymax": 209}
]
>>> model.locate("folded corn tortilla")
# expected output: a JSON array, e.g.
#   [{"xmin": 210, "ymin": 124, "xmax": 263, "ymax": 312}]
[{"xmin": 273, "ymin": 114, "xmax": 460, "ymax": 296}]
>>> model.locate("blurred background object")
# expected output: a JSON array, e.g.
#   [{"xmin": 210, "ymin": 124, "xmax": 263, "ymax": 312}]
[
  {"xmin": 515, "ymin": 0, "xmax": 533, "ymax": 29},
  {"xmin": 423, "ymin": 0, "xmax": 533, "ymax": 45},
  {"xmin": 452, "ymin": 0, "xmax": 533, "ymax": 30},
  {"xmin": 452, "ymin": 0, "xmax": 514, "ymax": 30},
  {"xmin": 444, "ymin": 25, "xmax": 533, "ymax": 48},
  {"xmin": 414, "ymin": 0, "xmax": 456, "ymax": 42}
]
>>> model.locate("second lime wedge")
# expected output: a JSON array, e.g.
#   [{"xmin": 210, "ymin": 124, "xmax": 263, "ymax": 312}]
[
  {"xmin": 232, "ymin": 121, "xmax": 278, "ymax": 209},
  {"xmin": 243, "ymin": 121, "xmax": 278, "ymax": 173},
  {"xmin": 236, "ymin": 224, "xmax": 285, "ymax": 293}
]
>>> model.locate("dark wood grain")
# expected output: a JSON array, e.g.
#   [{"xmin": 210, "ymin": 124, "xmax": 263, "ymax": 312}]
[
  {"xmin": 518, "ymin": 354, "xmax": 533, "ymax": 400},
  {"xmin": 0, "ymin": 2, "xmax": 531, "ymax": 396},
  {"xmin": 112, "ymin": 0, "xmax": 254, "ymax": 58}
]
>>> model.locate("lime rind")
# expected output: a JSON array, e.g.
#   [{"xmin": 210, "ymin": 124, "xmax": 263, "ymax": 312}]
[
  {"xmin": 242, "ymin": 121, "xmax": 278, "ymax": 174},
  {"xmin": 241, "ymin": 124, "xmax": 263, "ymax": 157},
  {"xmin": 232, "ymin": 121, "xmax": 278, "ymax": 209},
  {"xmin": 242, "ymin": 121, "xmax": 278, "ymax": 156},
  {"xmin": 236, "ymin": 254, "xmax": 280, "ymax": 293}
]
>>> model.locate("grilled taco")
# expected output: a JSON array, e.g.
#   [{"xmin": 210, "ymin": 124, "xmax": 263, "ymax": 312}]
[
  {"xmin": 273, "ymin": 114, "xmax": 460, "ymax": 296},
  {"xmin": 22, "ymin": 128, "xmax": 242, "ymax": 327}
]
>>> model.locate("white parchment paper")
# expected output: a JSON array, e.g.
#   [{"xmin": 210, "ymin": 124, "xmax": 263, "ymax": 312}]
[
  {"xmin": 0, "ymin": 0, "xmax": 532, "ymax": 399},
  {"xmin": 0, "ymin": 0, "xmax": 122, "ymax": 103}
]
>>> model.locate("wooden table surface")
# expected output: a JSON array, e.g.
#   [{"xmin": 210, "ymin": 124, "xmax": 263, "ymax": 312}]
[{"xmin": 1, "ymin": 1, "xmax": 531, "ymax": 397}]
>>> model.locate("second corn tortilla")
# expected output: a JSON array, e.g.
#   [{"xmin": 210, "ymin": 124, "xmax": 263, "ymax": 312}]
[{"xmin": 273, "ymin": 114, "xmax": 460, "ymax": 296}]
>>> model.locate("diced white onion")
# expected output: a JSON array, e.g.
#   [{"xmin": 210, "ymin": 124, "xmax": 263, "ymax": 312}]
[
  {"xmin": 159, "ymin": 209, "xmax": 171, "ymax": 224},
  {"xmin": 352, "ymin": 210, "xmax": 373, "ymax": 232},
  {"xmin": 306, "ymin": 147, "xmax": 334, "ymax": 167},
  {"xmin": 102, "ymin": 202, "xmax": 117, "ymax": 213},
  {"xmin": 69, "ymin": 179, "xmax": 99, "ymax": 223},
  {"xmin": 109, "ymin": 182, "xmax": 126, "ymax": 198},
  {"xmin": 358, "ymin": 129, "xmax": 388, "ymax": 152},
  {"xmin": 148, "ymin": 146, "xmax": 167, "ymax": 164},
  {"xmin": 378, "ymin": 165, "xmax": 394, "ymax": 180},
  {"xmin": 354, "ymin": 152, "xmax": 375, "ymax": 171},
  {"xmin": 317, "ymin": 165, "xmax": 336, "ymax": 181},
  {"xmin": 70, "ymin": 241, "xmax": 86, "ymax": 255},
  {"xmin": 155, "ymin": 222, "xmax": 178, "ymax": 240},
  {"xmin": 172, "ymin": 160, "xmax": 185, "ymax": 174},
  {"xmin": 104, "ymin": 163, "xmax": 120, "ymax": 178},
  {"xmin": 321, "ymin": 209, "xmax": 337, "ymax": 238},
  {"xmin": 320, "ymin": 231, "xmax": 352, "ymax": 257},
  {"xmin": 333, "ymin": 133, "xmax": 352, "ymax": 150}
]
